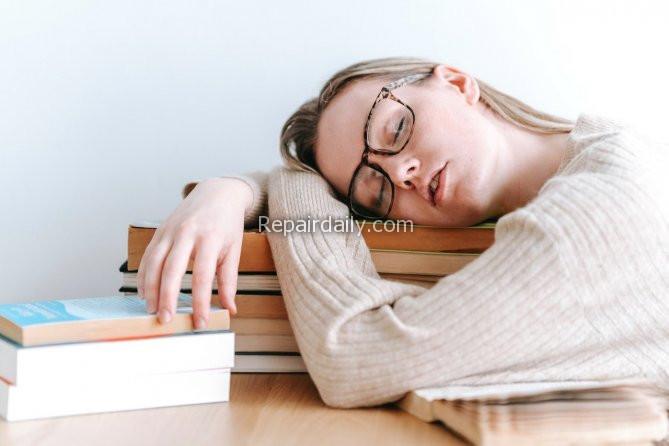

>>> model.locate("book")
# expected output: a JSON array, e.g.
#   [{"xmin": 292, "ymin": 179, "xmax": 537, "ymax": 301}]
[
  {"xmin": 119, "ymin": 262, "xmax": 441, "ymax": 294},
  {"xmin": 234, "ymin": 334, "xmax": 299, "ymax": 352},
  {"xmin": 0, "ymin": 294, "xmax": 230, "ymax": 347},
  {"xmin": 127, "ymin": 220, "xmax": 495, "ymax": 272},
  {"xmin": 395, "ymin": 380, "xmax": 669, "ymax": 445},
  {"xmin": 124, "ymin": 247, "xmax": 475, "ymax": 280},
  {"xmin": 118, "ymin": 287, "xmax": 290, "ymax": 321},
  {"xmin": 233, "ymin": 352, "xmax": 306, "ymax": 373},
  {"xmin": 0, "ymin": 330, "xmax": 234, "ymax": 386},
  {"xmin": 369, "ymin": 249, "xmax": 477, "ymax": 275},
  {"xmin": 230, "ymin": 318, "xmax": 292, "ymax": 336},
  {"xmin": 223, "ymin": 293, "xmax": 287, "ymax": 319},
  {"xmin": 0, "ymin": 368, "xmax": 231, "ymax": 421}
]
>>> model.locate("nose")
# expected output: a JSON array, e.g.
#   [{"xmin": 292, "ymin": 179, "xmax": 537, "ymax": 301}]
[{"xmin": 369, "ymin": 151, "xmax": 419, "ymax": 190}]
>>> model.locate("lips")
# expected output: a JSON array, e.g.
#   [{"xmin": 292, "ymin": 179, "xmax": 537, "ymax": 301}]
[
  {"xmin": 428, "ymin": 162, "xmax": 448, "ymax": 206},
  {"xmin": 429, "ymin": 172, "xmax": 440, "ymax": 196}
]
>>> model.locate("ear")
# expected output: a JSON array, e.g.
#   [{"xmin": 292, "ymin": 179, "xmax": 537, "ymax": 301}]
[{"xmin": 431, "ymin": 64, "xmax": 480, "ymax": 106}]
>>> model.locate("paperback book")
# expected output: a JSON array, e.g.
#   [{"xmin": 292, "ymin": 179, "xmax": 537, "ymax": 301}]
[{"xmin": 0, "ymin": 294, "xmax": 230, "ymax": 346}]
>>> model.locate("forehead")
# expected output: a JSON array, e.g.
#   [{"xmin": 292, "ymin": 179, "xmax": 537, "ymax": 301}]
[{"xmin": 315, "ymin": 77, "xmax": 390, "ymax": 196}]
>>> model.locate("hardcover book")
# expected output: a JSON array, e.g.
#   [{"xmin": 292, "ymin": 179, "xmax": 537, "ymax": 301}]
[{"xmin": 127, "ymin": 219, "xmax": 496, "ymax": 272}]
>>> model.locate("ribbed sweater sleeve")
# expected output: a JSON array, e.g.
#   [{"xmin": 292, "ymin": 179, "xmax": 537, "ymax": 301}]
[{"xmin": 228, "ymin": 171, "xmax": 268, "ymax": 228}]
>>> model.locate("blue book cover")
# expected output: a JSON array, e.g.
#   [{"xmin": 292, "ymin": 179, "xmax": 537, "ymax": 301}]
[{"xmin": 0, "ymin": 294, "xmax": 197, "ymax": 327}]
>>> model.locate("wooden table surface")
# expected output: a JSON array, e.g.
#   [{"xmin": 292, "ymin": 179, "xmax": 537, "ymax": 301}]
[{"xmin": 0, "ymin": 373, "xmax": 465, "ymax": 446}]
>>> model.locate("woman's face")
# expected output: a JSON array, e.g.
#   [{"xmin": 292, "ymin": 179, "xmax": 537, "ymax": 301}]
[{"xmin": 314, "ymin": 65, "xmax": 504, "ymax": 227}]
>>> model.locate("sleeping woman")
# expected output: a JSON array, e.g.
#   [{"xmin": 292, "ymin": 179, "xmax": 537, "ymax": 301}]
[{"xmin": 136, "ymin": 57, "xmax": 669, "ymax": 408}]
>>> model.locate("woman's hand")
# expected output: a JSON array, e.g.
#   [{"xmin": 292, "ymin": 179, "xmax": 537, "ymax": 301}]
[{"xmin": 137, "ymin": 177, "xmax": 253, "ymax": 328}]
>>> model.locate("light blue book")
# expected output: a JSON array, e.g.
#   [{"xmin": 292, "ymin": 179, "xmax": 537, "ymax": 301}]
[{"xmin": 0, "ymin": 294, "xmax": 230, "ymax": 346}]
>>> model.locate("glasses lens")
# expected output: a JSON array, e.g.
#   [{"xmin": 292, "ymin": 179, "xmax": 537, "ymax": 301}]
[
  {"xmin": 366, "ymin": 99, "xmax": 414, "ymax": 152},
  {"xmin": 350, "ymin": 164, "xmax": 393, "ymax": 219}
]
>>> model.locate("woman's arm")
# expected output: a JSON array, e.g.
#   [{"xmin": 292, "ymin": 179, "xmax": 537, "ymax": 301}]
[
  {"xmin": 182, "ymin": 171, "xmax": 269, "ymax": 228},
  {"xmin": 137, "ymin": 176, "xmax": 258, "ymax": 327},
  {"xmin": 266, "ymin": 166, "xmax": 614, "ymax": 409}
]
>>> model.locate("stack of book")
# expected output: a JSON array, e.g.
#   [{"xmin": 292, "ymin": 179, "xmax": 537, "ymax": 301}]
[
  {"xmin": 397, "ymin": 379, "xmax": 669, "ymax": 445},
  {"xmin": 0, "ymin": 295, "xmax": 233, "ymax": 421},
  {"xmin": 121, "ymin": 218, "xmax": 496, "ymax": 373}
]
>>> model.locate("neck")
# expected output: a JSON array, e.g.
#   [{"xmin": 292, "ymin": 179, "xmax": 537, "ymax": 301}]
[{"xmin": 484, "ymin": 108, "xmax": 571, "ymax": 218}]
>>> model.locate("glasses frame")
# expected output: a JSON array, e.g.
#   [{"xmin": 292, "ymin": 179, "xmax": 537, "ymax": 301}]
[{"xmin": 347, "ymin": 73, "xmax": 430, "ymax": 220}]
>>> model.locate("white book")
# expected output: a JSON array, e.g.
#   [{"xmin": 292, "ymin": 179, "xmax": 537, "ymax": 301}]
[
  {"xmin": 233, "ymin": 353, "xmax": 306, "ymax": 373},
  {"xmin": 0, "ymin": 368, "xmax": 231, "ymax": 421},
  {"xmin": 0, "ymin": 331, "xmax": 234, "ymax": 386}
]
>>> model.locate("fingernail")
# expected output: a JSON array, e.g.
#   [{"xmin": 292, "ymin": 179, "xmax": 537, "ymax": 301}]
[
  {"xmin": 194, "ymin": 317, "xmax": 207, "ymax": 330},
  {"xmin": 158, "ymin": 309, "xmax": 172, "ymax": 324}
]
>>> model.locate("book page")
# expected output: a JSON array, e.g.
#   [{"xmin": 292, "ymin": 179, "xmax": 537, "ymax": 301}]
[{"xmin": 130, "ymin": 219, "xmax": 163, "ymax": 228}]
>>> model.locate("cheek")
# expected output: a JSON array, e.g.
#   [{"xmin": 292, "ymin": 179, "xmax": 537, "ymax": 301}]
[
  {"xmin": 412, "ymin": 101, "xmax": 482, "ymax": 166},
  {"xmin": 436, "ymin": 108, "xmax": 481, "ymax": 152},
  {"xmin": 427, "ymin": 105, "xmax": 494, "ymax": 188}
]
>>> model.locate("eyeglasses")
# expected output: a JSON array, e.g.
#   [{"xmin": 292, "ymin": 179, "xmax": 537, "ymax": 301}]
[{"xmin": 347, "ymin": 73, "xmax": 430, "ymax": 220}]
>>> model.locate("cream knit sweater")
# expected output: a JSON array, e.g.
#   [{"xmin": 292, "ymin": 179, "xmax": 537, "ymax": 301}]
[{"xmin": 212, "ymin": 114, "xmax": 669, "ymax": 409}]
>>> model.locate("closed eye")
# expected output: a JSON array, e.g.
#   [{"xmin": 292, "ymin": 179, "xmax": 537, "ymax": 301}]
[
  {"xmin": 393, "ymin": 117, "xmax": 405, "ymax": 145},
  {"xmin": 374, "ymin": 176, "xmax": 386, "ymax": 208}
]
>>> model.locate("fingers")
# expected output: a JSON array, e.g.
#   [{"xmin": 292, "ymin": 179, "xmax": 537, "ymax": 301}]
[
  {"xmin": 216, "ymin": 239, "xmax": 242, "ymax": 316},
  {"xmin": 190, "ymin": 240, "xmax": 218, "ymax": 329},
  {"xmin": 139, "ymin": 237, "xmax": 172, "ymax": 312},
  {"xmin": 137, "ymin": 230, "xmax": 159, "ymax": 298},
  {"xmin": 157, "ymin": 235, "xmax": 195, "ymax": 324}
]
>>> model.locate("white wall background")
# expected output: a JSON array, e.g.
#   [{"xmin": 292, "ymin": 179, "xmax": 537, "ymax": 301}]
[{"xmin": 1, "ymin": 0, "xmax": 668, "ymax": 303}]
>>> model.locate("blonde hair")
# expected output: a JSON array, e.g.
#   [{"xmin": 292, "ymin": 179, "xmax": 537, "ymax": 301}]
[{"xmin": 280, "ymin": 57, "xmax": 573, "ymax": 174}]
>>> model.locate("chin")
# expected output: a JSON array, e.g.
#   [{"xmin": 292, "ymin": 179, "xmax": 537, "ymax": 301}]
[
  {"xmin": 431, "ymin": 202, "xmax": 490, "ymax": 227},
  {"xmin": 389, "ymin": 190, "xmax": 489, "ymax": 227},
  {"xmin": 390, "ymin": 207, "xmax": 480, "ymax": 228}
]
